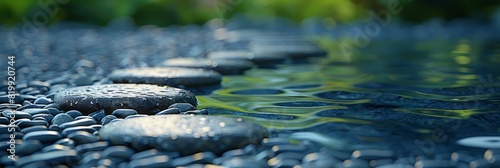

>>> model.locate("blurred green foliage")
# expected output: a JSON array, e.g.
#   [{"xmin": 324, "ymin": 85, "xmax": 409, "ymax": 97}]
[{"xmin": 0, "ymin": 0, "xmax": 498, "ymax": 27}]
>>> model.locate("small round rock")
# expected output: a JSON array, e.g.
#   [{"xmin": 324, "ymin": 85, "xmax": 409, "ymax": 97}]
[
  {"xmin": 53, "ymin": 84, "xmax": 197, "ymax": 115},
  {"xmin": 108, "ymin": 67, "xmax": 222, "ymax": 87},
  {"xmin": 99, "ymin": 115, "xmax": 269, "ymax": 155}
]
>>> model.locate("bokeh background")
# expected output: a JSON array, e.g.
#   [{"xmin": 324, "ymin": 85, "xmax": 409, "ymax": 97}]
[{"xmin": 1, "ymin": 0, "xmax": 499, "ymax": 27}]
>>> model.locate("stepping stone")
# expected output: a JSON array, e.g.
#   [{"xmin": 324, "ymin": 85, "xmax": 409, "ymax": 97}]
[
  {"xmin": 207, "ymin": 50, "xmax": 287, "ymax": 68},
  {"xmin": 163, "ymin": 58, "xmax": 253, "ymax": 75},
  {"xmin": 108, "ymin": 68, "xmax": 222, "ymax": 87},
  {"xmin": 53, "ymin": 84, "xmax": 197, "ymax": 115},
  {"xmin": 99, "ymin": 115, "xmax": 269, "ymax": 155},
  {"xmin": 250, "ymin": 42, "xmax": 327, "ymax": 59}
]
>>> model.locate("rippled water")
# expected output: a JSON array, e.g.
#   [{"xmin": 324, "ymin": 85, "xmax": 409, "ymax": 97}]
[{"xmin": 199, "ymin": 39, "xmax": 500, "ymax": 152}]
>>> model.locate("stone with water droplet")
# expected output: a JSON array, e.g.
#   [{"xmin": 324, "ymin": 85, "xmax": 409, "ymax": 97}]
[
  {"xmin": 99, "ymin": 115, "xmax": 269, "ymax": 155},
  {"xmin": 53, "ymin": 84, "xmax": 197, "ymax": 115},
  {"xmin": 108, "ymin": 67, "xmax": 222, "ymax": 87},
  {"xmin": 163, "ymin": 58, "xmax": 253, "ymax": 75}
]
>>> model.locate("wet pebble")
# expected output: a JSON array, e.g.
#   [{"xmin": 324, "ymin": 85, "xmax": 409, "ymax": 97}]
[
  {"xmin": 20, "ymin": 125, "xmax": 48, "ymax": 134},
  {"xmin": 171, "ymin": 152, "xmax": 217, "ymax": 167},
  {"xmin": 61, "ymin": 126, "xmax": 96, "ymax": 136},
  {"xmin": 74, "ymin": 141, "xmax": 109, "ymax": 155},
  {"xmin": 59, "ymin": 118, "xmax": 96, "ymax": 130},
  {"xmin": 101, "ymin": 146, "xmax": 135, "ymax": 160},
  {"xmin": 23, "ymin": 108, "xmax": 50, "ymax": 115},
  {"xmin": 101, "ymin": 115, "xmax": 117, "ymax": 125},
  {"xmin": 457, "ymin": 136, "xmax": 500, "ymax": 148},
  {"xmin": 112, "ymin": 109, "xmax": 138, "ymax": 118},
  {"xmin": 128, "ymin": 155, "xmax": 172, "ymax": 168},
  {"xmin": 2, "ymin": 110, "xmax": 32, "ymax": 119},
  {"xmin": 17, "ymin": 120, "xmax": 48, "ymax": 129},
  {"xmin": 222, "ymin": 157, "xmax": 267, "ymax": 168},
  {"xmin": 54, "ymin": 138, "xmax": 76, "ymax": 147},
  {"xmin": 51, "ymin": 113, "xmax": 74, "ymax": 126},
  {"xmin": 22, "ymin": 130, "xmax": 62, "ymax": 143},
  {"xmin": 130, "ymin": 149, "xmax": 181, "ymax": 160},
  {"xmin": 53, "ymin": 84, "xmax": 197, "ymax": 115},
  {"xmin": 16, "ymin": 150, "xmax": 79, "ymax": 167},
  {"xmin": 301, "ymin": 152, "xmax": 340, "ymax": 168},
  {"xmin": 99, "ymin": 115, "xmax": 269, "ymax": 155},
  {"xmin": 155, "ymin": 108, "xmax": 181, "ymax": 115},
  {"xmin": 42, "ymin": 144, "xmax": 72, "ymax": 152},
  {"xmin": 32, "ymin": 114, "xmax": 54, "ymax": 123},
  {"xmin": 168, "ymin": 103, "xmax": 196, "ymax": 112},
  {"xmin": 34, "ymin": 97, "xmax": 52, "ymax": 104},
  {"xmin": 67, "ymin": 131, "xmax": 98, "ymax": 144},
  {"xmin": 66, "ymin": 110, "xmax": 83, "ymax": 118},
  {"xmin": 88, "ymin": 109, "xmax": 105, "ymax": 121},
  {"xmin": 109, "ymin": 67, "xmax": 222, "ymax": 87}
]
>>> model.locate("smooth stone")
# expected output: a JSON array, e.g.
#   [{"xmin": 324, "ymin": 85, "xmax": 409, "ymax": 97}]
[
  {"xmin": 75, "ymin": 116, "xmax": 95, "ymax": 120},
  {"xmin": 16, "ymin": 140, "xmax": 43, "ymax": 156},
  {"xmin": 207, "ymin": 50, "xmax": 287, "ymax": 67},
  {"xmin": 451, "ymin": 151, "xmax": 476, "ymax": 163},
  {"xmin": 67, "ymin": 131, "xmax": 98, "ymax": 144},
  {"xmin": 163, "ymin": 58, "xmax": 253, "ymax": 75},
  {"xmin": 457, "ymin": 136, "xmax": 500, "ymax": 148},
  {"xmin": 53, "ymin": 84, "xmax": 198, "ymax": 115},
  {"xmin": 61, "ymin": 126, "xmax": 96, "ymax": 137},
  {"xmin": 79, "ymin": 152, "xmax": 101, "ymax": 166},
  {"xmin": 99, "ymin": 115, "xmax": 269, "ymax": 155},
  {"xmin": 342, "ymin": 159, "xmax": 370, "ymax": 168},
  {"xmin": 88, "ymin": 109, "xmax": 105, "ymax": 121},
  {"xmin": 171, "ymin": 152, "xmax": 216, "ymax": 167},
  {"xmin": 17, "ymin": 120, "xmax": 48, "ymax": 129},
  {"xmin": 108, "ymin": 68, "xmax": 222, "ymax": 87},
  {"xmin": 96, "ymin": 157, "xmax": 126, "ymax": 167},
  {"xmin": 180, "ymin": 109, "xmax": 208, "ymax": 115},
  {"xmin": 20, "ymin": 125, "xmax": 47, "ymax": 134},
  {"xmin": 33, "ymin": 117, "xmax": 47, "ymax": 122},
  {"xmin": 273, "ymin": 152, "xmax": 306, "ymax": 161},
  {"xmin": 74, "ymin": 141, "xmax": 109, "ymax": 154},
  {"xmin": 34, "ymin": 97, "xmax": 52, "ymax": 104},
  {"xmin": 222, "ymin": 149, "xmax": 247, "ymax": 158},
  {"xmin": 130, "ymin": 149, "xmax": 180, "ymax": 160},
  {"xmin": 124, "ymin": 114, "xmax": 148, "ymax": 119},
  {"xmin": 101, "ymin": 115, "xmax": 117, "ymax": 125},
  {"xmin": 168, "ymin": 103, "xmax": 195, "ymax": 112},
  {"xmin": 0, "ymin": 132, "xmax": 23, "ymax": 141},
  {"xmin": 32, "ymin": 114, "xmax": 54, "ymax": 123},
  {"xmin": 66, "ymin": 110, "xmax": 83, "ymax": 118},
  {"xmin": 262, "ymin": 138, "xmax": 291, "ymax": 147},
  {"xmin": 16, "ymin": 150, "xmax": 79, "ymax": 167},
  {"xmin": 112, "ymin": 109, "xmax": 138, "ymax": 118},
  {"xmin": 59, "ymin": 118, "xmax": 96, "ymax": 130},
  {"xmin": 49, "ymin": 125, "xmax": 60, "ymax": 132},
  {"xmin": 469, "ymin": 159, "xmax": 492, "ymax": 168},
  {"xmin": 155, "ymin": 108, "xmax": 181, "ymax": 115},
  {"xmin": 54, "ymin": 138, "xmax": 76, "ymax": 148},
  {"xmin": 52, "ymin": 113, "xmax": 74, "ymax": 126},
  {"xmin": 44, "ymin": 106, "xmax": 61, "ymax": 114},
  {"xmin": 16, "ymin": 104, "xmax": 44, "ymax": 111},
  {"xmin": 128, "ymin": 155, "xmax": 172, "ymax": 168},
  {"xmin": 90, "ymin": 124, "xmax": 102, "ymax": 131},
  {"xmin": 2, "ymin": 110, "xmax": 32, "ymax": 119},
  {"xmin": 23, "ymin": 131, "xmax": 62, "ymax": 143},
  {"xmin": 101, "ymin": 146, "xmax": 135, "ymax": 160},
  {"xmin": 23, "ymin": 108, "xmax": 50, "ymax": 115},
  {"xmin": 42, "ymin": 144, "xmax": 72, "ymax": 152}
]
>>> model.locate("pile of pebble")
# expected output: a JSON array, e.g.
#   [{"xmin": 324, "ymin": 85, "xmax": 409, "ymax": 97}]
[{"xmin": 1, "ymin": 17, "xmax": 500, "ymax": 168}]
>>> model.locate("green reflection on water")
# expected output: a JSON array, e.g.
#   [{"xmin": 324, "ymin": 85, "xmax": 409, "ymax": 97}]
[{"xmin": 198, "ymin": 40, "xmax": 500, "ymax": 131}]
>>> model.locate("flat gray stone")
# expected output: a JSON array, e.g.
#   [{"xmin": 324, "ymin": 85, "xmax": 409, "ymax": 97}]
[
  {"xmin": 207, "ymin": 50, "xmax": 287, "ymax": 67},
  {"xmin": 23, "ymin": 131, "xmax": 62, "ymax": 143},
  {"xmin": 99, "ymin": 115, "xmax": 269, "ymax": 155},
  {"xmin": 53, "ymin": 84, "xmax": 197, "ymax": 115},
  {"xmin": 163, "ymin": 58, "xmax": 253, "ymax": 75},
  {"xmin": 108, "ymin": 67, "xmax": 222, "ymax": 87}
]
